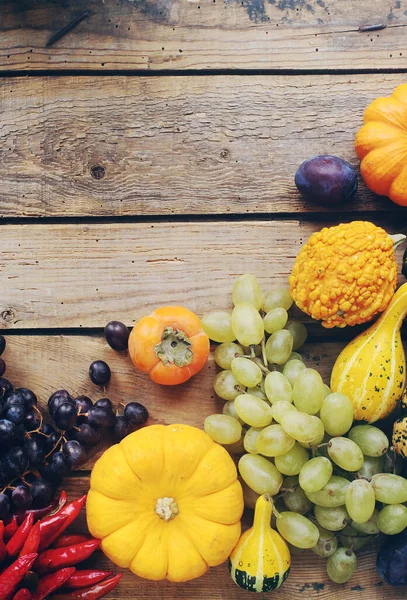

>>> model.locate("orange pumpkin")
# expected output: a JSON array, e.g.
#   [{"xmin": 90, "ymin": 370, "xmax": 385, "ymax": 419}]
[
  {"xmin": 355, "ymin": 84, "xmax": 407, "ymax": 207},
  {"xmin": 128, "ymin": 306, "xmax": 210, "ymax": 385}
]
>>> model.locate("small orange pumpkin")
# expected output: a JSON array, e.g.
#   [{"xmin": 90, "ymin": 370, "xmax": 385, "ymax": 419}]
[
  {"xmin": 128, "ymin": 306, "xmax": 210, "ymax": 385},
  {"xmin": 355, "ymin": 84, "xmax": 407, "ymax": 207}
]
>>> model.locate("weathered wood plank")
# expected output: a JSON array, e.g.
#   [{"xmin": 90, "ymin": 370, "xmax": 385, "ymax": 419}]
[
  {"xmin": 1, "ymin": 74, "xmax": 407, "ymax": 218},
  {"xmin": 1, "ymin": 0, "xmax": 407, "ymax": 72},
  {"xmin": 1, "ymin": 220, "xmax": 404, "ymax": 330}
]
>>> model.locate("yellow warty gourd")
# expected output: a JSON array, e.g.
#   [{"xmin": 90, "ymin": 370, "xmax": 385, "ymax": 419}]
[
  {"xmin": 229, "ymin": 494, "xmax": 290, "ymax": 592},
  {"xmin": 331, "ymin": 283, "xmax": 407, "ymax": 423}
]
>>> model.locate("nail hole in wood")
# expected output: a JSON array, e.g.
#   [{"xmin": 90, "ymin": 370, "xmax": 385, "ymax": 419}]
[{"xmin": 91, "ymin": 165, "xmax": 106, "ymax": 180}]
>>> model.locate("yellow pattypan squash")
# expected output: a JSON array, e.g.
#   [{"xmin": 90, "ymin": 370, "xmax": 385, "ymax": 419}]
[{"xmin": 86, "ymin": 424, "xmax": 244, "ymax": 583}]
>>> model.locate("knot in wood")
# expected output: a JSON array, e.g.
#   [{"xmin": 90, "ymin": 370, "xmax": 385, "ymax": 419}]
[{"xmin": 90, "ymin": 165, "xmax": 106, "ymax": 180}]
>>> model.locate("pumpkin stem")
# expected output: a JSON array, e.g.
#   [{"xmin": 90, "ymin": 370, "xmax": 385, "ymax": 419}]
[
  {"xmin": 390, "ymin": 233, "xmax": 406, "ymax": 249},
  {"xmin": 154, "ymin": 328, "xmax": 193, "ymax": 367},
  {"xmin": 155, "ymin": 497, "xmax": 179, "ymax": 521}
]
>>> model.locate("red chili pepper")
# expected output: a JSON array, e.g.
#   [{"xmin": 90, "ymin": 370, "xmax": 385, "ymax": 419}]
[
  {"xmin": 49, "ymin": 490, "xmax": 68, "ymax": 517},
  {"xmin": 0, "ymin": 552, "xmax": 37, "ymax": 599},
  {"xmin": 7, "ymin": 513, "xmax": 34, "ymax": 557},
  {"xmin": 0, "ymin": 521, "xmax": 6, "ymax": 562},
  {"xmin": 38, "ymin": 495, "xmax": 86, "ymax": 549},
  {"xmin": 53, "ymin": 534, "xmax": 91, "ymax": 549},
  {"xmin": 51, "ymin": 573, "xmax": 122, "ymax": 600},
  {"xmin": 38, "ymin": 513, "xmax": 69, "ymax": 551},
  {"xmin": 4, "ymin": 517, "xmax": 18, "ymax": 541},
  {"xmin": 12, "ymin": 589, "xmax": 32, "ymax": 600},
  {"xmin": 35, "ymin": 539, "xmax": 100, "ymax": 575},
  {"xmin": 32, "ymin": 567, "xmax": 76, "ymax": 600},
  {"xmin": 19, "ymin": 521, "xmax": 41, "ymax": 557},
  {"xmin": 65, "ymin": 570, "xmax": 113, "ymax": 589},
  {"xmin": 14, "ymin": 501, "xmax": 56, "ymax": 525}
]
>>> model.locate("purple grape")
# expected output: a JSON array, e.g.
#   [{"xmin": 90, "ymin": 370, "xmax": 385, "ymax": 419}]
[
  {"xmin": 3, "ymin": 390, "xmax": 25, "ymax": 412},
  {"xmin": 95, "ymin": 398, "xmax": 113, "ymax": 411},
  {"xmin": 43, "ymin": 452, "xmax": 70, "ymax": 480},
  {"xmin": 0, "ymin": 359, "xmax": 5, "ymax": 378},
  {"xmin": 48, "ymin": 391, "xmax": 74, "ymax": 419},
  {"xmin": 113, "ymin": 416, "xmax": 132, "ymax": 442},
  {"xmin": 0, "ymin": 456, "xmax": 11, "ymax": 485},
  {"xmin": 124, "ymin": 402, "xmax": 149, "ymax": 426},
  {"xmin": 0, "ymin": 335, "xmax": 5, "ymax": 356},
  {"xmin": 104, "ymin": 321, "xmax": 129, "ymax": 351},
  {"xmin": 0, "ymin": 419, "xmax": 16, "ymax": 445},
  {"xmin": 53, "ymin": 403, "xmax": 77, "ymax": 431},
  {"xmin": 24, "ymin": 410, "xmax": 41, "ymax": 431},
  {"xmin": 74, "ymin": 395, "xmax": 93, "ymax": 416},
  {"xmin": 0, "ymin": 378, "xmax": 12, "ymax": 401},
  {"xmin": 25, "ymin": 438, "xmax": 46, "ymax": 467},
  {"xmin": 6, "ymin": 446, "xmax": 28, "ymax": 475},
  {"xmin": 295, "ymin": 155, "xmax": 357, "ymax": 205},
  {"xmin": 89, "ymin": 360, "xmax": 111, "ymax": 385},
  {"xmin": 0, "ymin": 493, "xmax": 10, "ymax": 520},
  {"xmin": 62, "ymin": 440, "xmax": 87, "ymax": 467},
  {"xmin": 87, "ymin": 406, "xmax": 116, "ymax": 429},
  {"xmin": 43, "ymin": 430, "xmax": 61, "ymax": 453},
  {"xmin": 31, "ymin": 478, "xmax": 55, "ymax": 508},
  {"xmin": 12, "ymin": 485, "xmax": 32, "ymax": 510},
  {"xmin": 16, "ymin": 388, "xmax": 37, "ymax": 409},
  {"xmin": 72, "ymin": 423, "xmax": 101, "ymax": 446},
  {"xmin": 5, "ymin": 404, "xmax": 26, "ymax": 425}
]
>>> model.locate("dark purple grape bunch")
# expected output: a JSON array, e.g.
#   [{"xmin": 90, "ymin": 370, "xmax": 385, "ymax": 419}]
[{"xmin": 113, "ymin": 402, "xmax": 149, "ymax": 442}]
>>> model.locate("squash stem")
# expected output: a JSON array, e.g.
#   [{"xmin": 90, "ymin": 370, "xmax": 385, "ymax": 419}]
[
  {"xmin": 390, "ymin": 233, "xmax": 406, "ymax": 249},
  {"xmin": 253, "ymin": 494, "xmax": 274, "ymax": 530}
]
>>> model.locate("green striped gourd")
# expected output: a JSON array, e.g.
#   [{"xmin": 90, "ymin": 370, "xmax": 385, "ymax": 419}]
[
  {"xmin": 331, "ymin": 283, "xmax": 407, "ymax": 423},
  {"xmin": 229, "ymin": 494, "xmax": 290, "ymax": 592}
]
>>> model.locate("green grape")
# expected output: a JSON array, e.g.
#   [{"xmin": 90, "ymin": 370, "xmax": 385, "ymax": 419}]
[
  {"xmin": 241, "ymin": 480, "xmax": 260, "ymax": 510},
  {"xmin": 371, "ymin": 473, "xmax": 407, "ymax": 504},
  {"xmin": 285, "ymin": 320, "xmax": 307, "ymax": 350},
  {"xmin": 265, "ymin": 330, "xmax": 293, "ymax": 366},
  {"xmin": 357, "ymin": 455, "xmax": 383, "ymax": 479},
  {"xmin": 271, "ymin": 400, "xmax": 297, "ymax": 424},
  {"xmin": 244, "ymin": 427, "xmax": 262, "ymax": 454},
  {"xmin": 204, "ymin": 414, "xmax": 242, "ymax": 445},
  {"xmin": 232, "ymin": 274, "xmax": 263, "ymax": 311},
  {"xmin": 262, "ymin": 287, "xmax": 293, "ymax": 312},
  {"xmin": 323, "ymin": 384, "xmax": 331, "ymax": 398},
  {"xmin": 377, "ymin": 504, "xmax": 407, "ymax": 535},
  {"xmin": 238, "ymin": 454, "xmax": 283, "ymax": 495},
  {"xmin": 299, "ymin": 456, "xmax": 333, "ymax": 493},
  {"xmin": 246, "ymin": 386, "xmax": 267, "ymax": 400},
  {"xmin": 319, "ymin": 392, "xmax": 354, "ymax": 436},
  {"xmin": 326, "ymin": 548, "xmax": 357, "ymax": 584},
  {"xmin": 305, "ymin": 476, "xmax": 350, "ymax": 507},
  {"xmin": 348, "ymin": 425, "xmax": 389, "ymax": 457},
  {"xmin": 222, "ymin": 401, "xmax": 244, "ymax": 424},
  {"xmin": 264, "ymin": 371, "xmax": 293, "ymax": 404},
  {"xmin": 231, "ymin": 357, "xmax": 263, "ymax": 388},
  {"xmin": 293, "ymin": 368, "xmax": 325, "ymax": 415},
  {"xmin": 214, "ymin": 342, "xmax": 244, "ymax": 369},
  {"xmin": 298, "ymin": 418, "xmax": 325, "ymax": 449},
  {"xmin": 314, "ymin": 505, "xmax": 350, "ymax": 531},
  {"xmin": 338, "ymin": 526, "xmax": 371, "ymax": 552},
  {"xmin": 351, "ymin": 509, "xmax": 380, "ymax": 535},
  {"xmin": 345, "ymin": 479, "xmax": 375, "ymax": 524},
  {"xmin": 281, "ymin": 411, "xmax": 324, "ymax": 445},
  {"xmin": 287, "ymin": 351, "xmax": 304, "ymax": 363},
  {"xmin": 231, "ymin": 303, "xmax": 264, "ymax": 347},
  {"xmin": 276, "ymin": 512, "xmax": 319, "ymax": 549},
  {"xmin": 213, "ymin": 370, "xmax": 242, "ymax": 401},
  {"xmin": 235, "ymin": 394, "xmax": 273, "ymax": 427},
  {"xmin": 282, "ymin": 359, "xmax": 306, "ymax": 387},
  {"xmin": 256, "ymin": 424, "xmax": 295, "ymax": 457},
  {"xmin": 202, "ymin": 310, "xmax": 235, "ymax": 343},
  {"xmin": 327, "ymin": 437, "xmax": 364, "ymax": 472},
  {"xmin": 311, "ymin": 525, "xmax": 338, "ymax": 558},
  {"xmin": 223, "ymin": 433, "xmax": 245, "ymax": 454},
  {"xmin": 282, "ymin": 482, "xmax": 313, "ymax": 514},
  {"xmin": 275, "ymin": 443, "xmax": 309, "ymax": 476},
  {"xmin": 263, "ymin": 308, "xmax": 288, "ymax": 334}
]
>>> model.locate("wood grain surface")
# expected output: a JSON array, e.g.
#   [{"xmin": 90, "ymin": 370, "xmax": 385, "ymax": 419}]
[
  {"xmin": 1, "ymin": 219, "xmax": 405, "ymax": 330},
  {"xmin": 1, "ymin": 0, "xmax": 407, "ymax": 72},
  {"xmin": 2, "ymin": 74, "xmax": 407, "ymax": 218}
]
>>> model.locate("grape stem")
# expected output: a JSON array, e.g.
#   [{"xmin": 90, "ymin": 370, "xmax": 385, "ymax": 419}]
[
  {"xmin": 25, "ymin": 405, "xmax": 44, "ymax": 439},
  {"xmin": 261, "ymin": 337, "xmax": 267, "ymax": 368},
  {"xmin": 250, "ymin": 346, "xmax": 256, "ymax": 359},
  {"xmin": 44, "ymin": 434, "xmax": 65, "ymax": 459},
  {"xmin": 1, "ymin": 470, "xmax": 34, "ymax": 494}
]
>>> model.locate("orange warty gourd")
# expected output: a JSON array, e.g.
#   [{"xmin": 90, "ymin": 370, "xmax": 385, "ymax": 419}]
[
  {"xmin": 355, "ymin": 84, "xmax": 407, "ymax": 206},
  {"xmin": 86, "ymin": 424, "xmax": 244, "ymax": 582},
  {"xmin": 128, "ymin": 306, "xmax": 210, "ymax": 385},
  {"xmin": 289, "ymin": 221, "xmax": 403, "ymax": 328}
]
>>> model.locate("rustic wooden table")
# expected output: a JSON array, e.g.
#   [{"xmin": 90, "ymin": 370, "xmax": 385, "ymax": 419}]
[{"xmin": 1, "ymin": 0, "xmax": 407, "ymax": 598}]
